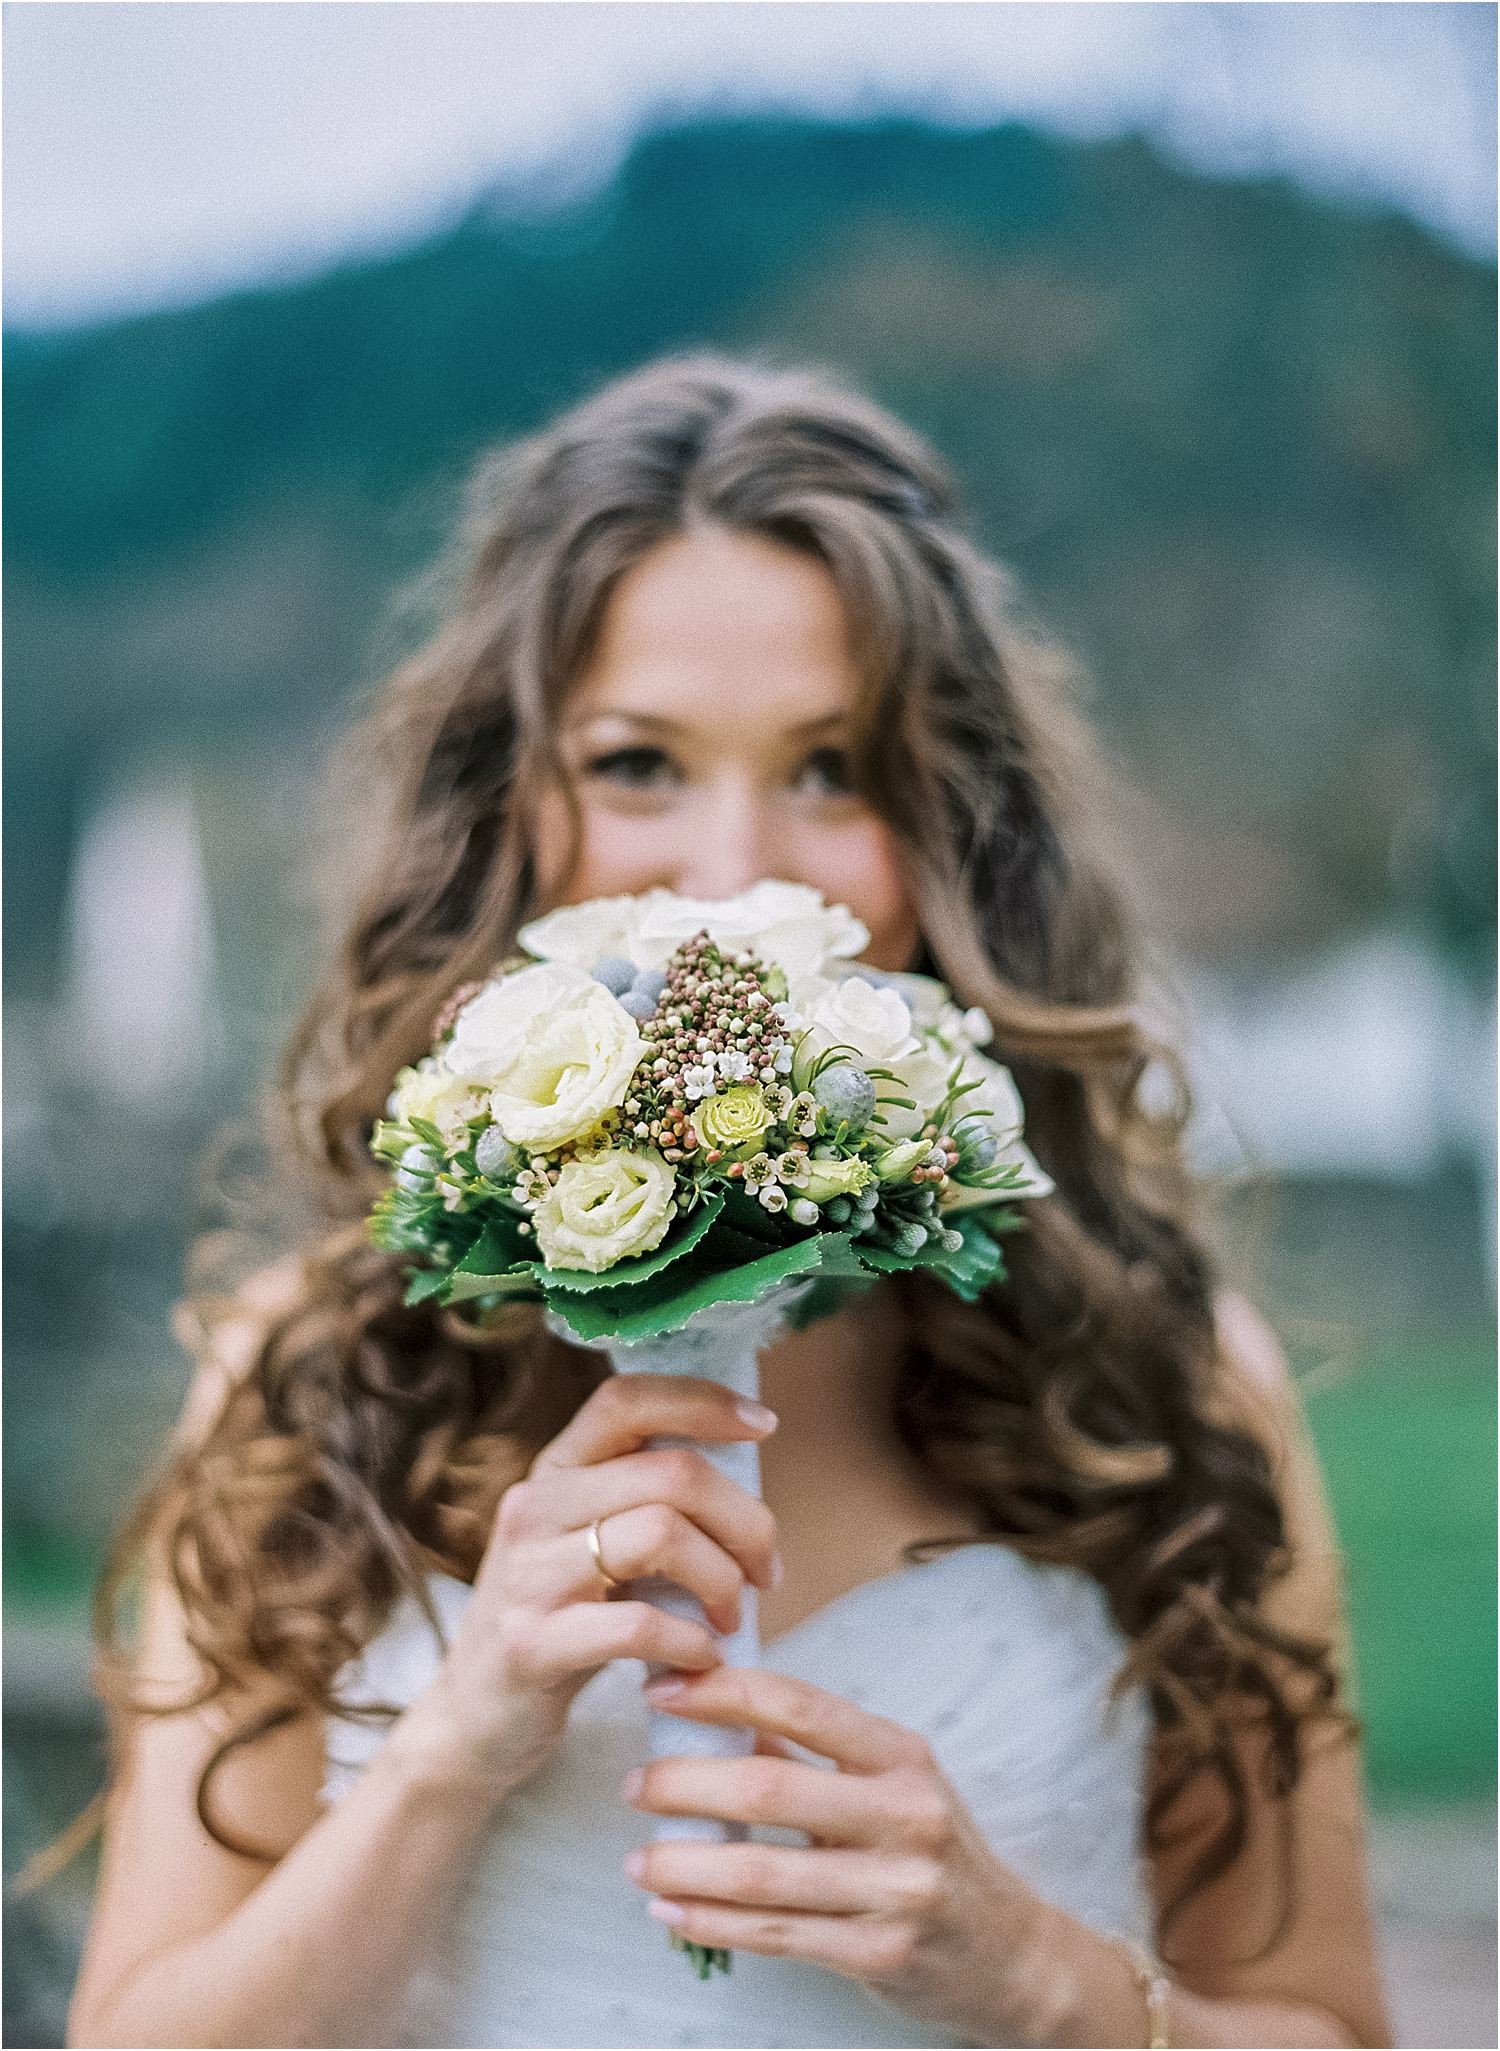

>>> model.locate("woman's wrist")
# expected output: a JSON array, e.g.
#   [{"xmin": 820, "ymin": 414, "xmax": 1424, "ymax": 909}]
[
  {"xmin": 999, "ymin": 1894, "xmax": 1166, "ymax": 2048},
  {"xmin": 382, "ymin": 1687, "xmax": 527, "ymax": 1820}
]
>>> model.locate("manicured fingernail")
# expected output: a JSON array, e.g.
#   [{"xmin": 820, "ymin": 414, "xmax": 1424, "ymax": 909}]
[
  {"xmin": 624, "ymin": 1850, "xmax": 646, "ymax": 1880},
  {"xmin": 649, "ymin": 1898, "xmax": 686, "ymax": 1926},
  {"xmin": 621, "ymin": 1768, "xmax": 644, "ymax": 1800},
  {"xmin": 736, "ymin": 1399, "xmax": 778, "ymax": 1433},
  {"xmin": 643, "ymin": 1675, "xmax": 686, "ymax": 1702}
]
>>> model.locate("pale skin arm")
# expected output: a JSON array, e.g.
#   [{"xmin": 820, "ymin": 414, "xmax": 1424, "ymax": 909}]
[
  {"xmin": 65, "ymin": 1300, "xmax": 515, "ymax": 2050},
  {"xmin": 67, "ymin": 1285, "xmax": 774, "ymax": 2049},
  {"xmin": 1013, "ymin": 1291, "xmax": 1394, "ymax": 2048},
  {"xmin": 619, "ymin": 1293, "xmax": 1395, "ymax": 2049}
]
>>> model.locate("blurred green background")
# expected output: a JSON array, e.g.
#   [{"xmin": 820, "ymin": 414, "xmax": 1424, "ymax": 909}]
[{"xmin": 4, "ymin": 47, "xmax": 1495, "ymax": 2051}]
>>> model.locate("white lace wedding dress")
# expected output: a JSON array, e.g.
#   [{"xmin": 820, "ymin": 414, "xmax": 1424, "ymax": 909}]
[{"xmin": 322, "ymin": 1539, "xmax": 1155, "ymax": 2049}]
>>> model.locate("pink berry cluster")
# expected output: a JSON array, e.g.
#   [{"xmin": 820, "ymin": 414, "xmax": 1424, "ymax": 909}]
[{"xmin": 622, "ymin": 932, "xmax": 789, "ymax": 1163}]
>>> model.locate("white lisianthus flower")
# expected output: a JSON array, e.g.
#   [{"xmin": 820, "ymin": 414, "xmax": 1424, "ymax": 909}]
[
  {"xmin": 386, "ymin": 1056, "xmax": 487, "ymax": 1146},
  {"xmin": 646, "ymin": 879, "xmax": 868, "ymax": 980},
  {"xmin": 866, "ymin": 972, "xmax": 993, "ymax": 1053},
  {"xmin": 868, "ymin": 970, "xmax": 948, "ymax": 1031},
  {"xmin": 445, "ymin": 961, "xmax": 644, "ymax": 1150},
  {"xmin": 805, "ymin": 975, "xmax": 922, "ymax": 1073},
  {"xmin": 531, "ymin": 1150, "xmax": 679, "ymax": 1272},
  {"xmin": 940, "ymin": 1052, "xmax": 1055, "ymax": 1204},
  {"xmin": 515, "ymin": 896, "xmax": 643, "ymax": 972},
  {"xmin": 873, "ymin": 1037, "xmax": 959, "ymax": 1141},
  {"xmin": 519, "ymin": 881, "xmax": 869, "ymax": 983}
]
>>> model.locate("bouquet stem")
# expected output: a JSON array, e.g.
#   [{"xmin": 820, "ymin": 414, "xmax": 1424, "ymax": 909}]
[{"xmin": 547, "ymin": 1283, "xmax": 813, "ymax": 1974}]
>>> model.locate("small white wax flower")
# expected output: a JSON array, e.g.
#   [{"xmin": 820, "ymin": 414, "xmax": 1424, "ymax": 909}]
[
  {"xmin": 715, "ymin": 1049, "xmax": 753, "ymax": 1083},
  {"xmin": 683, "ymin": 1064, "xmax": 718, "ymax": 1100}
]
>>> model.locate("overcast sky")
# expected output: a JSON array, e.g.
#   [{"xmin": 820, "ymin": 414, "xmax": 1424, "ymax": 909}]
[{"xmin": 3, "ymin": 1, "xmax": 1494, "ymax": 331}]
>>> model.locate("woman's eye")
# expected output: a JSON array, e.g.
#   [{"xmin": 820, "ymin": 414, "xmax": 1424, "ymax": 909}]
[
  {"xmin": 794, "ymin": 746, "xmax": 856, "ymax": 798},
  {"xmin": 583, "ymin": 746, "xmax": 680, "ymax": 791}
]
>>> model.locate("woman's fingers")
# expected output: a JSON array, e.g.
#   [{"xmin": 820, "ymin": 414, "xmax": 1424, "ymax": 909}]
[
  {"xmin": 533, "ymin": 1371, "xmax": 776, "ymax": 1470},
  {"xmin": 514, "ymin": 1505, "xmax": 748, "ymax": 1635},
  {"xmin": 643, "ymin": 1899, "xmax": 901, "ymax": 1978},
  {"xmin": 641, "ymin": 1662, "xmax": 933, "ymax": 1776},
  {"xmin": 627, "ymin": 1840, "xmax": 939, "ymax": 1918},
  {"xmin": 625, "ymin": 1751, "xmax": 932, "ymax": 1849},
  {"xmin": 499, "ymin": 1447, "xmax": 780, "ymax": 1593},
  {"xmin": 501, "ymin": 1599, "xmax": 723, "ymax": 1689}
]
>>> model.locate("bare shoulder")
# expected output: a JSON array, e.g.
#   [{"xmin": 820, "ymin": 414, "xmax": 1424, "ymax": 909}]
[
  {"xmin": 1212, "ymin": 1287, "xmax": 1293, "ymax": 1393},
  {"xmin": 1208, "ymin": 1287, "xmax": 1304, "ymax": 1464},
  {"xmin": 1209, "ymin": 1288, "xmax": 1347, "ymax": 1645},
  {"xmin": 169, "ymin": 1251, "xmax": 310, "ymax": 1448}
]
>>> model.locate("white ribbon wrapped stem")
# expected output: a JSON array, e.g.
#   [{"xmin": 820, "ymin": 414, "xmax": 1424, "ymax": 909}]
[{"xmin": 545, "ymin": 1282, "xmax": 813, "ymax": 1846}]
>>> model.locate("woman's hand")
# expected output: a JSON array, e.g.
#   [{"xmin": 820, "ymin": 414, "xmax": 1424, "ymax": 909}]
[
  {"xmin": 396, "ymin": 1372, "xmax": 782, "ymax": 1805},
  {"xmin": 620, "ymin": 1663, "xmax": 1049, "ymax": 2043}
]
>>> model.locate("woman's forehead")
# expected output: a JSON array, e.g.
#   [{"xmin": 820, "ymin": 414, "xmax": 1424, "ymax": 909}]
[
  {"xmin": 562, "ymin": 537, "xmax": 870, "ymax": 738},
  {"xmin": 575, "ymin": 531, "xmax": 858, "ymax": 688}
]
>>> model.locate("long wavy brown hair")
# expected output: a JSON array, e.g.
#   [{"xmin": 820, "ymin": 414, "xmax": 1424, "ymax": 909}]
[{"xmin": 65, "ymin": 349, "xmax": 1351, "ymax": 1959}]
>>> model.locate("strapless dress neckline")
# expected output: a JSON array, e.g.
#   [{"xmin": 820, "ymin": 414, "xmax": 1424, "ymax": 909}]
[
  {"xmin": 420, "ymin": 1539, "xmax": 989, "ymax": 1660},
  {"xmin": 324, "ymin": 1539, "xmax": 1157, "ymax": 2049}
]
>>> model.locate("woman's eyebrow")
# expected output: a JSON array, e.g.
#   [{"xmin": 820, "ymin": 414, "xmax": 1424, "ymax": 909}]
[
  {"xmin": 572, "ymin": 710, "xmax": 681, "ymax": 736},
  {"xmin": 573, "ymin": 708, "xmax": 848, "ymax": 739}
]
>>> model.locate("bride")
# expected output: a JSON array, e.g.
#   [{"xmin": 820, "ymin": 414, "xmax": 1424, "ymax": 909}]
[{"xmin": 66, "ymin": 352, "xmax": 1391, "ymax": 2048}]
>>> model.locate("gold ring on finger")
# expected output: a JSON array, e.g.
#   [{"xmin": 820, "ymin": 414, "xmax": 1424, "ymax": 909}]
[{"xmin": 586, "ymin": 1516, "xmax": 624, "ymax": 1592}]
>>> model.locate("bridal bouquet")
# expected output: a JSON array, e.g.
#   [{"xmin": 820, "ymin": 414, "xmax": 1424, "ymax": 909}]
[{"xmin": 367, "ymin": 881, "xmax": 1053, "ymax": 1973}]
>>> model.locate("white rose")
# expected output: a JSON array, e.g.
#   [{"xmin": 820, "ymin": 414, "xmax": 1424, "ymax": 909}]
[
  {"xmin": 386, "ymin": 1056, "xmax": 487, "ymax": 1146},
  {"xmin": 532, "ymin": 1149, "xmax": 679, "ymax": 1272},
  {"xmin": 445, "ymin": 961, "xmax": 643, "ymax": 1150}
]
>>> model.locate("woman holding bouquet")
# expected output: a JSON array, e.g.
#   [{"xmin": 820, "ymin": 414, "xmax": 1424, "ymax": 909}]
[{"xmin": 65, "ymin": 353, "xmax": 1391, "ymax": 2047}]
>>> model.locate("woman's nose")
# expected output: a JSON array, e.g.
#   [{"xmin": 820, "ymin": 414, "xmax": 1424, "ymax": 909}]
[{"xmin": 670, "ymin": 783, "xmax": 778, "ymax": 899}]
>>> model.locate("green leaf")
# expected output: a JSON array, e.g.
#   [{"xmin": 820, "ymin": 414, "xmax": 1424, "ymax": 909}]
[
  {"xmin": 924, "ymin": 1216, "xmax": 1006, "ymax": 1301},
  {"xmin": 968, "ymin": 1201, "xmax": 1029, "ymax": 1241},
  {"xmin": 444, "ymin": 1266, "xmax": 541, "ymax": 1305},
  {"xmin": 848, "ymin": 1241, "xmax": 925, "ymax": 1275},
  {"xmin": 779, "ymin": 1270, "xmax": 880, "ymax": 1330},
  {"xmin": 544, "ymin": 1230, "xmax": 860, "ymax": 1346},
  {"xmin": 403, "ymin": 1268, "xmax": 454, "ymax": 1307},
  {"xmin": 540, "ymin": 1191, "xmax": 725, "ymax": 1292},
  {"xmin": 455, "ymin": 1220, "xmax": 529, "ymax": 1275},
  {"xmin": 718, "ymin": 1185, "xmax": 793, "ymax": 1243},
  {"xmin": 845, "ymin": 1215, "xmax": 1006, "ymax": 1302},
  {"xmin": 705, "ymin": 1221, "xmax": 792, "ymax": 1265}
]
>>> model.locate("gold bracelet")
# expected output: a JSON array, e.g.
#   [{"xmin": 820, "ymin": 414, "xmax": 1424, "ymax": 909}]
[{"xmin": 1108, "ymin": 1931, "xmax": 1173, "ymax": 2048}]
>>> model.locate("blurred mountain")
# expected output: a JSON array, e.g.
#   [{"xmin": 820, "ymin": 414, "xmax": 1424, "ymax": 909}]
[{"xmin": 5, "ymin": 115, "xmax": 1494, "ymax": 995}]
